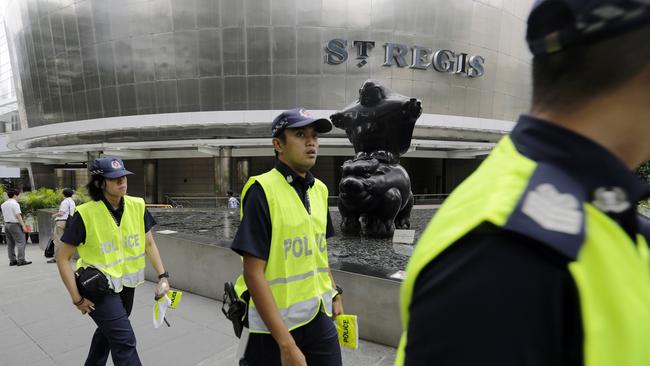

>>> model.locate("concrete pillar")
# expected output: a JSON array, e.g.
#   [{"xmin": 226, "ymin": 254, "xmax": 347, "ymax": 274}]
[
  {"xmin": 143, "ymin": 159, "xmax": 158, "ymax": 203},
  {"xmin": 235, "ymin": 158, "xmax": 250, "ymax": 194},
  {"xmin": 86, "ymin": 151, "xmax": 101, "ymax": 181},
  {"xmin": 214, "ymin": 147, "xmax": 232, "ymax": 199}
]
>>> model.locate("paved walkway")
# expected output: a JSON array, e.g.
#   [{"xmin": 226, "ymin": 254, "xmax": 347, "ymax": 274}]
[{"xmin": 0, "ymin": 244, "xmax": 396, "ymax": 366}]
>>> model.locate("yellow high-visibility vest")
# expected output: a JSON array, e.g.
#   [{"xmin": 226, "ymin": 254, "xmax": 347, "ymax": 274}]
[
  {"xmin": 396, "ymin": 136, "xmax": 650, "ymax": 366},
  {"xmin": 76, "ymin": 196, "xmax": 146, "ymax": 292},
  {"xmin": 235, "ymin": 168, "xmax": 334, "ymax": 334}
]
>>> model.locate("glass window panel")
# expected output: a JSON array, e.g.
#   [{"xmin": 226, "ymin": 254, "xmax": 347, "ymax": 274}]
[
  {"xmin": 155, "ymin": 80, "xmax": 178, "ymax": 113},
  {"xmin": 57, "ymin": 57, "xmax": 73, "ymax": 95},
  {"xmin": 76, "ymin": 0, "xmax": 95, "ymax": 48},
  {"xmin": 132, "ymin": 36, "xmax": 155, "ymax": 82},
  {"xmin": 91, "ymin": 0, "xmax": 111, "ymax": 43},
  {"xmin": 68, "ymin": 49, "xmax": 84, "ymax": 93},
  {"xmin": 86, "ymin": 88, "xmax": 103, "ymax": 119},
  {"xmin": 247, "ymin": 76, "xmax": 271, "ymax": 109},
  {"xmin": 172, "ymin": 0, "xmax": 196, "ymax": 31},
  {"xmin": 48, "ymin": 94, "xmax": 63, "ymax": 123},
  {"xmin": 61, "ymin": 93, "xmax": 75, "ymax": 121},
  {"xmin": 222, "ymin": 28, "xmax": 245, "ymax": 76},
  {"xmin": 199, "ymin": 77, "xmax": 223, "ymax": 111},
  {"xmin": 73, "ymin": 90, "xmax": 88, "ymax": 120},
  {"xmin": 101, "ymin": 86, "xmax": 119, "ymax": 117},
  {"xmin": 198, "ymin": 29, "xmax": 221, "ymax": 77},
  {"xmin": 296, "ymin": 75, "xmax": 320, "ymax": 109},
  {"xmin": 271, "ymin": 0, "xmax": 296, "ymax": 26},
  {"xmin": 223, "ymin": 76, "xmax": 247, "ymax": 110},
  {"xmin": 221, "ymin": 0, "xmax": 244, "ymax": 27},
  {"xmin": 97, "ymin": 42, "xmax": 116, "ymax": 86},
  {"xmin": 271, "ymin": 27, "xmax": 296, "ymax": 75},
  {"xmin": 297, "ymin": 1, "xmax": 321, "ymax": 26},
  {"xmin": 246, "ymin": 0, "xmax": 270, "ymax": 26},
  {"xmin": 246, "ymin": 27, "xmax": 270, "ymax": 76},
  {"xmin": 114, "ymin": 40, "xmax": 135, "ymax": 85},
  {"xmin": 297, "ymin": 27, "xmax": 321, "ymax": 74},
  {"xmin": 129, "ymin": 1, "xmax": 153, "ymax": 37},
  {"xmin": 177, "ymin": 78, "xmax": 199, "ymax": 112},
  {"xmin": 153, "ymin": 33, "xmax": 176, "ymax": 80},
  {"xmin": 136, "ymin": 82, "xmax": 156, "ymax": 114},
  {"xmin": 150, "ymin": 0, "xmax": 173, "ymax": 33},
  {"xmin": 174, "ymin": 31, "xmax": 198, "ymax": 79},
  {"xmin": 81, "ymin": 45, "xmax": 100, "ymax": 89},
  {"xmin": 62, "ymin": 5, "xmax": 80, "ymax": 51},
  {"xmin": 118, "ymin": 84, "xmax": 137, "ymax": 116},
  {"xmin": 110, "ymin": 4, "xmax": 130, "ymax": 41},
  {"xmin": 322, "ymin": 0, "xmax": 346, "ymax": 28},
  {"xmin": 50, "ymin": 10, "xmax": 66, "ymax": 56},
  {"xmin": 196, "ymin": 0, "xmax": 219, "ymax": 28}
]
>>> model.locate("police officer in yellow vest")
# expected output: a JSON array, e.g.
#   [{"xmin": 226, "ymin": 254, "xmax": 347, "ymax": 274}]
[
  {"xmin": 55, "ymin": 157, "xmax": 170, "ymax": 366},
  {"xmin": 397, "ymin": 1, "xmax": 650, "ymax": 365},
  {"xmin": 231, "ymin": 108, "xmax": 344, "ymax": 366}
]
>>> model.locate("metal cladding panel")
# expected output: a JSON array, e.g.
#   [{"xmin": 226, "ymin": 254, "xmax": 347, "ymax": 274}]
[{"xmin": 4, "ymin": 0, "xmax": 533, "ymax": 128}]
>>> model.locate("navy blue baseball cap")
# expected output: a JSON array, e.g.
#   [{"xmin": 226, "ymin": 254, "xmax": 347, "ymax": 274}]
[
  {"xmin": 271, "ymin": 108, "xmax": 333, "ymax": 137},
  {"xmin": 527, "ymin": 0, "xmax": 650, "ymax": 55},
  {"xmin": 89, "ymin": 157, "xmax": 134, "ymax": 179}
]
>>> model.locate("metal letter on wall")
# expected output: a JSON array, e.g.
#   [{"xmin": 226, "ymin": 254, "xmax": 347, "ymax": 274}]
[
  {"xmin": 383, "ymin": 43, "xmax": 409, "ymax": 67},
  {"xmin": 325, "ymin": 39, "xmax": 349, "ymax": 65},
  {"xmin": 410, "ymin": 46, "xmax": 432, "ymax": 70},
  {"xmin": 353, "ymin": 40, "xmax": 375, "ymax": 67},
  {"xmin": 432, "ymin": 49, "xmax": 456, "ymax": 73}
]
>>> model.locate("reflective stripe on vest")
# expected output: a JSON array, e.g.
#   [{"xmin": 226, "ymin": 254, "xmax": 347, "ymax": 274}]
[
  {"xmin": 396, "ymin": 136, "xmax": 650, "ymax": 366},
  {"xmin": 234, "ymin": 169, "xmax": 333, "ymax": 333},
  {"xmin": 76, "ymin": 196, "xmax": 147, "ymax": 292}
]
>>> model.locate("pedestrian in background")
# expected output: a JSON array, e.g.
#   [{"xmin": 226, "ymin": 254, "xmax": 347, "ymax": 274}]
[
  {"xmin": 48, "ymin": 188, "xmax": 75, "ymax": 263},
  {"xmin": 2, "ymin": 189, "xmax": 31, "ymax": 266},
  {"xmin": 227, "ymin": 190, "xmax": 240, "ymax": 209}
]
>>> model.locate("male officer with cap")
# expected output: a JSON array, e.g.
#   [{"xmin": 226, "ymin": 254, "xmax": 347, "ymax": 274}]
[
  {"xmin": 397, "ymin": 1, "xmax": 650, "ymax": 365},
  {"xmin": 56, "ymin": 157, "xmax": 169, "ymax": 365},
  {"xmin": 231, "ymin": 108, "xmax": 343, "ymax": 366}
]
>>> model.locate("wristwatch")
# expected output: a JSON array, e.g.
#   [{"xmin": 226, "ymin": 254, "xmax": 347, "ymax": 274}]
[
  {"xmin": 158, "ymin": 271, "xmax": 170, "ymax": 279},
  {"xmin": 334, "ymin": 285, "xmax": 343, "ymax": 299}
]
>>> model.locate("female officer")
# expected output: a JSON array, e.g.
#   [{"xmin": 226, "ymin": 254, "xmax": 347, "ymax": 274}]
[{"xmin": 55, "ymin": 157, "xmax": 170, "ymax": 366}]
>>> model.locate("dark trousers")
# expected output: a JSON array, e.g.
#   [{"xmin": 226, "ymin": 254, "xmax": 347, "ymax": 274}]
[
  {"xmin": 85, "ymin": 287, "xmax": 141, "ymax": 366},
  {"xmin": 241, "ymin": 311, "xmax": 342, "ymax": 366}
]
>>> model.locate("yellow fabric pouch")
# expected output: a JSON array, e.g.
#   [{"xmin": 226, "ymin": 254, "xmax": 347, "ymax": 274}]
[{"xmin": 336, "ymin": 314, "xmax": 359, "ymax": 350}]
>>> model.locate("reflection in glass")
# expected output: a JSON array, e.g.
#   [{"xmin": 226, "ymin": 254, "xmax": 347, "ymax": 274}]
[
  {"xmin": 174, "ymin": 31, "xmax": 198, "ymax": 79},
  {"xmin": 155, "ymin": 80, "xmax": 178, "ymax": 113},
  {"xmin": 177, "ymin": 78, "xmax": 199, "ymax": 112},
  {"xmin": 199, "ymin": 77, "xmax": 223, "ymax": 111},
  {"xmin": 198, "ymin": 29, "xmax": 221, "ymax": 77},
  {"xmin": 97, "ymin": 42, "xmax": 116, "ymax": 87}
]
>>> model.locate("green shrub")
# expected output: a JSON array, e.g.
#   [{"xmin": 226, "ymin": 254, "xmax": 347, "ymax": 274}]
[{"xmin": 72, "ymin": 186, "xmax": 91, "ymax": 205}]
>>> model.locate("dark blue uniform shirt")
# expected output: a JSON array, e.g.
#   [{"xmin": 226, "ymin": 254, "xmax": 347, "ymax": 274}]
[
  {"xmin": 61, "ymin": 196, "xmax": 157, "ymax": 246},
  {"xmin": 406, "ymin": 115, "xmax": 650, "ymax": 366},
  {"xmin": 231, "ymin": 161, "xmax": 335, "ymax": 260}
]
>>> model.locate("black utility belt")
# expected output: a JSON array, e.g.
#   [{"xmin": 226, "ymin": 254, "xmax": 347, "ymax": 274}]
[
  {"xmin": 5, "ymin": 222, "xmax": 19, "ymax": 224},
  {"xmin": 75, "ymin": 267, "xmax": 113, "ymax": 302}
]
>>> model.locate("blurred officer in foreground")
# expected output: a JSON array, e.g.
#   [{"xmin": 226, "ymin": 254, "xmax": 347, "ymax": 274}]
[{"xmin": 397, "ymin": 1, "xmax": 650, "ymax": 365}]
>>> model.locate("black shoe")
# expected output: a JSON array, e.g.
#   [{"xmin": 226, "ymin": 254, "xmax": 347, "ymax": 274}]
[
  {"xmin": 47, "ymin": 259, "xmax": 56, "ymax": 263},
  {"xmin": 17, "ymin": 261, "xmax": 32, "ymax": 266},
  {"xmin": 9, "ymin": 260, "xmax": 17, "ymax": 266}
]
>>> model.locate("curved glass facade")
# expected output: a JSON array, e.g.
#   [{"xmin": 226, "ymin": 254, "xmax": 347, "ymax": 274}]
[{"xmin": 4, "ymin": 0, "xmax": 533, "ymax": 129}]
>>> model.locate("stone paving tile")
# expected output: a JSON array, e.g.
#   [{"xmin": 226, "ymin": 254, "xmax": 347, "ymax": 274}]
[{"xmin": 0, "ymin": 245, "xmax": 397, "ymax": 365}]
